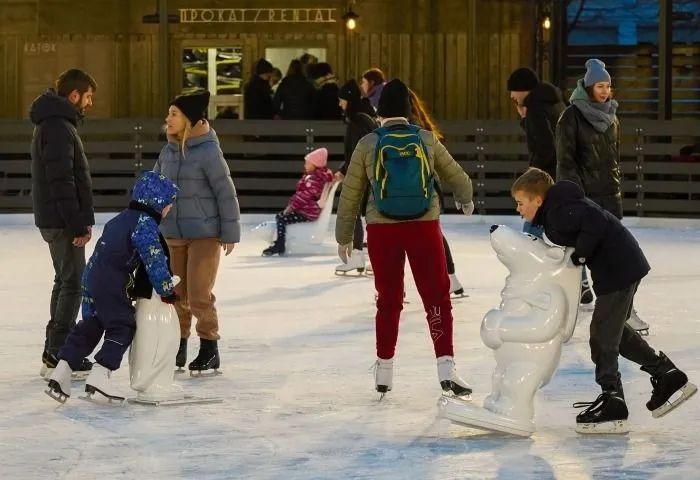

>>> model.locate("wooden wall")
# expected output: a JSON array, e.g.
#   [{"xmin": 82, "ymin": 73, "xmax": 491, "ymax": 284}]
[{"xmin": 0, "ymin": 0, "xmax": 535, "ymax": 120}]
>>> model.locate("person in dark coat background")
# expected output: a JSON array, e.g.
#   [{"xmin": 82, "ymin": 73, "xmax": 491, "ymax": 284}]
[
  {"xmin": 30, "ymin": 69, "xmax": 98, "ymax": 380},
  {"xmin": 243, "ymin": 59, "xmax": 276, "ymax": 120},
  {"xmin": 46, "ymin": 171, "xmax": 179, "ymax": 404},
  {"xmin": 556, "ymin": 58, "xmax": 648, "ymax": 334},
  {"xmin": 511, "ymin": 167, "xmax": 696, "ymax": 434},
  {"xmin": 507, "ymin": 66, "xmax": 566, "ymax": 237},
  {"xmin": 334, "ymin": 79, "xmax": 378, "ymax": 274},
  {"xmin": 308, "ymin": 62, "xmax": 343, "ymax": 120},
  {"xmin": 272, "ymin": 59, "xmax": 316, "ymax": 120}
]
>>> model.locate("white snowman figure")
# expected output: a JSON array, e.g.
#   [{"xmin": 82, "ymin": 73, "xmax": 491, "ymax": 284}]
[
  {"xmin": 129, "ymin": 275, "xmax": 185, "ymax": 404},
  {"xmin": 438, "ymin": 224, "xmax": 581, "ymax": 437}
]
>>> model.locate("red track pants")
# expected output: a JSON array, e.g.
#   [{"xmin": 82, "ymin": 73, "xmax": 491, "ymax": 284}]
[{"xmin": 366, "ymin": 220, "xmax": 454, "ymax": 360}]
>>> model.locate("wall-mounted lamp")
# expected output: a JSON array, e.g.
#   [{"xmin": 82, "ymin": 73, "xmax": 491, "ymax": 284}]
[
  {"xmin": 342, "ymin": 7, "xmax": 359, "ymax": 30},
  {"xmin": 542, "ymin": 11, "xmax": 551, "ymax": 30}
]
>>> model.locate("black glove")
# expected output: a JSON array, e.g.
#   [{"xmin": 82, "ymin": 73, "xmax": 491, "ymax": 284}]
[
  {"xmin": 571, "ymin": 252, "xmax": 586, "ymax": 266},
  {"xmin": 161, "ymin": 293, "xmax": 180, "ymax": 305}
]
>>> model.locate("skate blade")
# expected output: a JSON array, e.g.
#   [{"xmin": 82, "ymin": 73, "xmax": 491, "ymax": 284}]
[
  {"xmin": 636, "ymin": 329, "xmax": 649, "ymax": 336},
  {"xmin": 451, "ymin": 293, "xmax": 469, "ymax": 299},
  {"xmin": 575, "ymin": 419, "xmax": 629, "ymax": 435},
  {"xmin": 83, "ymin": 385, "xmax": 127, "ymax": 407},
  {"xmin": 652, "ymin": 382, "xmax": 698, "ymax": 418},
  {"xmin": 175, "ymin": 367, "xmax": 186, "ymax": 374},
  {"xmin": 44, "ymin": 386, "xmax": 68, "ymax": 404},
  {"xmin": 128, "ymin": 394, "xmax": 223, "ymax": 406},
  {"xmin": 189, "ymin": 368, "xmax": 223, "ymax": 378},
  {"xmin": 335, "ymin": 270, "xmax": 365, "ymax": 277}
]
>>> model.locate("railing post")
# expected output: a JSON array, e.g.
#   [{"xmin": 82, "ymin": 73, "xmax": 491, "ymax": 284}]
[
  {"xmin": 474, "ymin": 125, "xmax": 486, "ymax": 215},
  {"xmin": 634, "ymin": 126, "xmax": 645, "ymax": 217},
  {"xmin": 133, "ymin": 121, "xmax": 143, "ymax": 177},
  {"xmin": 305, "ymin": 126, "xmax": 315, "ymax": 153}
]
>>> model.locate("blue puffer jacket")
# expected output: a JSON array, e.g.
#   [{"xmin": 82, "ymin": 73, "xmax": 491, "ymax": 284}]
[
  {"xmin": 81, "ymin": 172, "xmax": 178, "ymax": 318},
  {"xmin": 154, "ymin": 122, "xmax": 241, "ymax": 243}
]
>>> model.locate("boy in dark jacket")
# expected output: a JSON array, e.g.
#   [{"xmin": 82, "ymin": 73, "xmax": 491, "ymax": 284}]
[
  {"xmin": 46, "ymin": 171, "xmax": 180, "ymax": 405},
  {"xmin": 510, "ymin": 167, "xmax": 696, "ymax": 434}
]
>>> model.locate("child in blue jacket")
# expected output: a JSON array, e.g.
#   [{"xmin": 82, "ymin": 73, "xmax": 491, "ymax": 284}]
[{"xmin": 46, "ymin": 171, "xmax": 179, "ymax": 404}]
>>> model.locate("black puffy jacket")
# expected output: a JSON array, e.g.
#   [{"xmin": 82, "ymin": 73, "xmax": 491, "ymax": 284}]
[
  {"xmin": 30, "ymin": 89, "xmax": 94, "ymax": 237},
  {"xmin": 521, "ymin": 82, "xmax": 566, "ymax": 179},
  {"xmin": 272, "ymin": 74, "xmax": 315, "ymax": 120},
  {"xmin": 555, "ymin": 105, "xmax": 623, "ymax": 219}
]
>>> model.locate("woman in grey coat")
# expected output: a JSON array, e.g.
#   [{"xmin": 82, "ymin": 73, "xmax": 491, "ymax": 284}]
[{"xmin": 154, "ymin": 91, "xmax": 241, "ymax": 375}]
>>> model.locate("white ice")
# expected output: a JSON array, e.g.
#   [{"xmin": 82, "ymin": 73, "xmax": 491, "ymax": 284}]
[{"xmin": 0, "ymin": 213, "xmax": 699, "ymax": 480}]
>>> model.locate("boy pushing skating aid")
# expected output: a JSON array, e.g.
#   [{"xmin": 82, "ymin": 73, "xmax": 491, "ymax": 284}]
[
  {"xmin": 511, "ymin": 167, "xmax": 696, "ymax": 434},
  {"xmin": 46, "ymin": 171, "xmax": 179, "ymax": 406}
]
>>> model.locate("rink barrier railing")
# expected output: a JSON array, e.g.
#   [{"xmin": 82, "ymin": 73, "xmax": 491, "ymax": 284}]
[{"xmin": 0, "ymin": 119, "xmax": 699, "ymax": 217}]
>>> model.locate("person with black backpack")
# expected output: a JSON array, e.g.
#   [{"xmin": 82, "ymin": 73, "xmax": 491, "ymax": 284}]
[
  {"xmin": 334, "ymin": 79, "xmax": 378, "ymax": 275},
  {"xmin": 335, "ymin": 78, "xmax": 475, "ymax": 398}
]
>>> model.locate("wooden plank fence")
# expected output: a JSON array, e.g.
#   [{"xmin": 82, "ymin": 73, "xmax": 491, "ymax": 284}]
[{"xmin": 1, "ymin": 119, "xmax": 700, "ymax": 217}]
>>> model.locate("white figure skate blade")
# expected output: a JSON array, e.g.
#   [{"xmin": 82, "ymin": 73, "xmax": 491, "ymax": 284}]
[
  {"xmin": 334, "ymin": 270, "xmax": 366, "ymax": 277},
  {"xmin": 652, "ymin": 382, "xmax": 697, "ymax": 418},
  {"xmin": 575, "ymin": 419, "xmax": 630, "ymax": 435},
  {"xmin": 188, "ymin": 369, "xmax": 223, "ymax": 378},
  {"xmin": 79, "ymin": 393, "xmax": 127, "ymax": 408},
  {"xmin": 128, "ymin": 394, "xmax": 223, "ymax": 407},
  {"xmin": 437, "ymin": 394, "xmax": 534, "ymax": 438}
]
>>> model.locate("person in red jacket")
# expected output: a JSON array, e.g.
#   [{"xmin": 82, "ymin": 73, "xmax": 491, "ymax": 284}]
[{"xmin": 262, "ymin": 147, "xmax": 334, "ymax": 256}]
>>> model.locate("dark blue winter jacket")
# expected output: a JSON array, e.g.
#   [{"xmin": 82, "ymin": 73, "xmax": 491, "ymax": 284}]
[
  {"xmin": 533, "ymin": 180, "xmax": 650, "ymax": 296},
  {"xmin": 81, "ymin": 172, "xmax": 178, "ymax": 317}
]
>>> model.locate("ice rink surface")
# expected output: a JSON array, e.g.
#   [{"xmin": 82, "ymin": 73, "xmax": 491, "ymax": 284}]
[{"xmin": 0, "ymin": 213, "xmax": 698, "ymax": 480}]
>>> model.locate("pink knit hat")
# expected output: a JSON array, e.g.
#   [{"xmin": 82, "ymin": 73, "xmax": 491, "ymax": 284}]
[{"xmin": 304, "ymin": 147, "xmax": 328, "ymax": 168}]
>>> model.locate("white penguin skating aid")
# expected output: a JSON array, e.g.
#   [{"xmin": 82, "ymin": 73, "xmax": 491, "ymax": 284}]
[{"xmin": 128, "ymin": 276, "xmax": 222, "ymax": 406}]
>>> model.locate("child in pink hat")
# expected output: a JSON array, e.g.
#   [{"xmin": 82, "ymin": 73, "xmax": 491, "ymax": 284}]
[{"xmin": 262, "ymin": 148, "xmax": 334, "ymax": 256}]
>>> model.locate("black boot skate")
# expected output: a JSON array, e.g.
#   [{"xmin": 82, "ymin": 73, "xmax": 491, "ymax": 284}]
[
  {"xmin": 262, "ymin": 242, "xmax": 285, "ymax": 256},
  {"xmin": 641, "ymin": 351, "xmax": 697, "ymax": 418},
  {"xmin": 41, "ymin": 351, "xmax": 92, "ymax": 381},
  {"xmin": 175, "ymin": 338, "xmax": 187, "ymax": 373},
  {"xmin": 574, "ymin": 390, "xmax": 629, "ymax": 434},
  {"xmin": 188, "ymin": 339, "xmax": 221, "ymax": 377}
]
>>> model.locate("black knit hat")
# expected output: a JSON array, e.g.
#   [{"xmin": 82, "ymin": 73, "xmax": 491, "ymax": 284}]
[
  {"xmin": 507, "ymin": 67, "xmax": 539, "ymax": 92},
  {"xmin": 170, "ymin": 91, "xmax": 210, "ymax": 126},
  {"xmin": 338, "ymin": 79, "xmax": 362, "ymax": 102},
  {"xmin": 377, "ymin": 78, "xmax": 411, "ymax": 118}
]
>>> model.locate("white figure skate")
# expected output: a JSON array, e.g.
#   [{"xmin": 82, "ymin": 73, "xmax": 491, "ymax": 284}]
[
  {"xmin": 373, "ymin": 358, "xmax": 393, "ymax": 400},
  {"xmin": 335, "ymin": 250, "xmax": 366, "ymax": 276},
  {"xmin": 437, "ymin": 356, "xmax": 472, "ymax": 399},
  {"xmin": 627, "ymin": 309, "xmax": 649, "ymax": 336},
  {"xmin": 83, "ymin": 363, "xmax": 127, "ymax": 407},
  {"xmin": 45, "ymin": 360, "xmax": 73, "ymax": 404},
  {"xmin": 449, "ymin": 274, "xmax": 468, "ymax": 298}
]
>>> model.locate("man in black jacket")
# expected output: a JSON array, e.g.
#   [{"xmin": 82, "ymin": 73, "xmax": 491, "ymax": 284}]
[
  {"xmin": 511, "ymin": 167, "xmax": 696, "ymax": 434},
  {"xmin": 507, "ymin": 67, "xmax": 566, "ymax": 237},
  {"xmin": 31, "ymin": 69, "xmax": 97, "ymax": 379}
]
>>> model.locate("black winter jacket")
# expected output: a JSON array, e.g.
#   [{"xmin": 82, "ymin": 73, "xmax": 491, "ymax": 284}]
[
  {"xmin": 555, "ymin": 105, "xmax": 623, "ymax": 219},
  {"xmin": 272, "ymin": 75, "xmax": 316, "ymax": 120},
  {"xmin": 521, "ymin": 82, "xmax": 566, "ymax": 179},
  {"xmin": 243, "ymin": 76, "xmax": 275, "ymax": 119},
  {"xmin": 339, "ymin": 110, "xmax": 377, "ymax": 175},
  {"xmin": 533, "ymin": 181, "xmax": 649, "ymax": 295},
  {"xmin": 30, "ymin": 89, "xmax": 94, "ymax": 237}
]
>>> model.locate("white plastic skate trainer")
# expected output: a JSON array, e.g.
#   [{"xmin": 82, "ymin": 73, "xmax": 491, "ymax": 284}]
[
  {"xmin": 128, "ymin": 276, "xmax": 222, "ymax": 406},
  {"xmin": 437, "ymin": 225, "xmax": 581, "ymax": 437},
  {"xmin": 251, "ymin": 181, "xmax": 340, "ymax": 256}
]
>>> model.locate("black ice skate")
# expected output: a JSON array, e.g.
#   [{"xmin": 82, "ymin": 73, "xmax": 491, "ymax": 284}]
[
  {"xmin": 574, "ymin": 390, "xmax": 629, "ymax": 434},
  {"xmin": 262, "ymin": 243, "xmax": 285, "ymax": 257},
  {"xmin": 175, "ymin": 338, "xmax": 187, "ymax": 373},
  {"xmin": 41, "ymin": 351, "xmax": 92, "ymax": 382},
  {"xmin": 189, "ymin": 339, "xmax": 222, "ymax": 377},
  {"xmin": 641, "ymin": 352, "xmax": 698, "ymax": 418},
  {"xmin": 83, "ymin": 364, "xmax": 127, "ymax": 407}
]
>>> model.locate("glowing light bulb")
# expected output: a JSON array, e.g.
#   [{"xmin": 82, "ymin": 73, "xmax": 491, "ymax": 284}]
[
  {"xmin": 542, "ymin": 16, "xmax": 551, "ymax": 30},
  {"xmin": 346, "ymin": 18, "xmax": 356, "ymax": 30}
]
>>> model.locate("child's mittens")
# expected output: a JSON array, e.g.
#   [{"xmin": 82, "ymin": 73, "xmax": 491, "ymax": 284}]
[{"xmin": 161, "ymin": 293, "xmax": 180, "ymax": 305}]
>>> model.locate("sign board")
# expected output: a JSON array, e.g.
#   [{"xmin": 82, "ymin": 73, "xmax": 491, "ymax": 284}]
[{"xmin": 179, "ymin": 8, "xmax": 337, "ymax": 24}]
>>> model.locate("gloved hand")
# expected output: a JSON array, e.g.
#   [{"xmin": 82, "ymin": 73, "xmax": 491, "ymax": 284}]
[
  {"xmin": 571, "ymin": 252, "xmax": 586, "ymax": 266},
  {"xmin": 460, "ymin": 201, "xmax": 475, "ymax": 215},
  {"xmin": 161, "ymin": 292, "xmax": 180, "ymax": 304},
  {"xmin": 337, "ymin": 242, "xmax": 353, "ymax": 263}
]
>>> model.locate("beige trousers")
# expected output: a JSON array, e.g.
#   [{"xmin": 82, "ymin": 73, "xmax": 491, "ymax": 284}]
[{"xmin": 166, "ymin": 238, "xmax": 222, "ymax": 340}]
